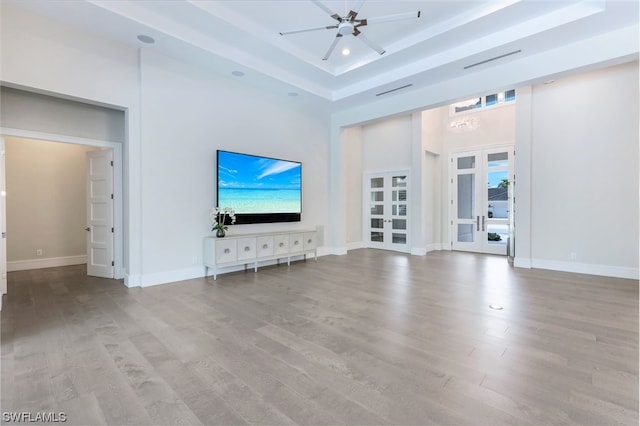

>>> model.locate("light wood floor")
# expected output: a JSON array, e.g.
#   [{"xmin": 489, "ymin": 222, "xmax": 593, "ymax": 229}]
[{"xmin": 1, "ymin": 249, "xmax": 638, "ymax": 425}]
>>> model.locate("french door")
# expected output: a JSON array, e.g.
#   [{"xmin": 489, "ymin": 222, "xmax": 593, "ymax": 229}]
[
  {"xmin": 365, "ymin": 171, "xmax": 410, "ymax": 253},
  {"xmin": 86, "ymin": 150, "xmax": 114, "ymax": 278},
  {"xmin": 451, "ymin": 146, "xmax": 513, "ymax": 255}
]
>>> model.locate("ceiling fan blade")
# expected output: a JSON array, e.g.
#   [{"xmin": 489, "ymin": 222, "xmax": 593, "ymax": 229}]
[
  {"xmin": 311, "ymin": 0, "xmax": 341, "ymax": 21},
  {"xmin": 322, "ymin": 34, "xmax": 343, "ymax": 61},
  {"xmin": 365, "ymin": 11, "xmax": 421, "ymax": 25},
  {"xmin": 354, "ymin": 32, "xmax": 385, "ymax": 55},
  {"xmin": 351, "ymin": 0, "xmax": 366, "ymax": 15},
  {"xmin": 280, "ymin": 25, "xmax": 338, "ymax": 36}
]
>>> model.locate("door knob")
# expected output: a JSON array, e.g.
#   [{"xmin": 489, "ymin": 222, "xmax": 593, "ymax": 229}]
[{"xmin": 85, "ymin": 227, "xmax": 90, "ymax": 232}]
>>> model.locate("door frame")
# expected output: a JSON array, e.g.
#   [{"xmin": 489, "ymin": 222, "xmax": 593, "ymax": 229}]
[
  {"xmin": 448, "ymin": 143, "xmax": 514, "ymax": 254},
  {"xmin": 362, "ymin": 168, "xmax": 411, "ymax": 253},
  {"xmin": 0, "ymin": 127, "xmax": 124, "ymax": 280}
]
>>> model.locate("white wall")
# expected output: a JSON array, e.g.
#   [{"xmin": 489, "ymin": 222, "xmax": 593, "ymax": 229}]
[
  {"xmin": 1, "ymin": 3, "xmax": 329, "ymax": 286},
  {"xmin": 2, "ymin": 2, "xmax": 637, "ymax": 282},
  {"xmin": 528, "ymin": 61, "xmax": 639, "ymax": 278},
  {"xmin": 138, "ymin": 50, "xmax": 330, "ymax": 285},
  {"xmin": 344, "ymin": 126, "xmax": 363, "ymax": 246},
  {"xmin": 345, "ymin": 115, "xmax": 413, "ymax": 249},
  {"xmin": 439, "ymin": 105, "xmax": 516, "ymax": 152},
  {"xmin": 5, "ymin": 138, "xmax": 95, "ymax": 269},
  {"xmin": 1, "ymin": 1, "xmax": 141, "ymax": 283},
  {"xmin": 361, "ymin": 115, "xmax": 413, "ymax": 171}
]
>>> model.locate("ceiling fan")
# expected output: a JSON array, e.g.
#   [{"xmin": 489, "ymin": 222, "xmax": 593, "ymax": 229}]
[{"xmin": 279, "ymin": 0, "xmax": 421, "ymax": 60}]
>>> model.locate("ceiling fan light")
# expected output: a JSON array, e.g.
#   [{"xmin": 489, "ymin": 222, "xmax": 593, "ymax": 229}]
[{"xmin": 338, "ymin": 22, "xmax": 353, "ymax": 35}]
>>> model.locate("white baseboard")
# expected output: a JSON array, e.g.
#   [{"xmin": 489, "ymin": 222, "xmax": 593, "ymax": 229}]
[
  {"xmin": 8, "ymin": 255, "xmax": 87, "ymax": 272},
  {"xmin": 346, "ymin": 241, "xmax": 366, "ymax": 251},
  {"xmin": 528, "ymin": 258, "xmax": 639, "ymax": 280},
  {"xmin": 329, "ymin": 246, "xmax": 349, "ymax": 255},
  {"xmin": 514, "ymin": 257, "xmax": 532, "ymax": 269},
  {"xmin": 124, "ymin": 273, "xmax": 141, "ymax": 288},
  {"xmin": 139, "ymin": 249, "xmax": 330, "ymax": 287},
  {"xmin": 426, "ymin": 243, "xmax": 446, "ymax": 252},
  {"xmin": 316, "ymin": 247, "xmax": 334, "ymax": 257},
  {"xmin": 140, "ymin": 266, "xmax": 205, "ymax": 288}
]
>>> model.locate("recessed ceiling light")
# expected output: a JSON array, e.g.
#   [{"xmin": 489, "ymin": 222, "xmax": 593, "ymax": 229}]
[
  {"xmin": 231, "ymin": 70, "xmax": 245, "ymax": 77},
  {"xmin": 342, "ymin": 48, "xmax": 350, "ymax": 56},
  {"xmin": 489, "ymin": 304, "xmax": 504, "ymax": 310},
  {"xmin": 543, "ymin": 79, "xmax": 556, "ymax": 84},
  {"xmin": 287, "ymin": 92, "xmax": 299, "ymax": 97},
  {"xmin": 137, "ymin": 35, "xmax": 155, "ymax": 44}
]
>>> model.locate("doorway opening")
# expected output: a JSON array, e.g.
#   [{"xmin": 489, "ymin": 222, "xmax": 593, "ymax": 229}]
[
  {"xmin": 0, "ymin": 131, "xmax": 123, "ymax": 287},
  {"xmin": 450, "ymin": 145, "xmax": 514, "ymax": 255}
]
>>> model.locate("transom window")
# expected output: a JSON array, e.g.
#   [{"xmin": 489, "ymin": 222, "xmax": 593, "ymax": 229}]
[{"xmin": 450, "ymin": 89, "xmax": 516, "ymax": 115}]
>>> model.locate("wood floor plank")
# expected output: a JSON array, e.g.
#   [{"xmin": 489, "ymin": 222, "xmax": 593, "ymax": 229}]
[{"xmin": 1, "ymin": 251, "xmax": 637, "ymax": 425}]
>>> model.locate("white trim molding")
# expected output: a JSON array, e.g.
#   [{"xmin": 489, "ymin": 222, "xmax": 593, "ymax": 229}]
[
  {"xmin": 8, "ymin": 255, "xmax": 87, "ymax": 272},
  {"xmin": 530, "ymin": 258, "xmax": 639, "ymax": 280}
]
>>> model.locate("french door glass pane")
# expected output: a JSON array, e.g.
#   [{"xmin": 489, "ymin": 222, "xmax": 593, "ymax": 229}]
[
  {"xmin": 487, "ymin": 170, "xmax": 508, "ymax": 219},
  {"xmin": 392, "ymin": 176, "xmax": 407, "ymax": 187},
  {"xmin": 487, "ymin": 152, "xmax": 508, "ymax": 168},
  {"xmin": 458, "ymin": 224, "xmax": 474, "ymax": 242},
  {"xmin": 371, "ymin": 205, "xmax": 384, "ymax": 215},
  {"xmin": 392, "ymin": 234, "xmax": 407, "ymax": 244},
  {"xmin": 371, "ymin": 177, "xmax": 384, "ymax": 188},
  {"xmin": 487, "ymin": 224, "xmax": 508, "ymax": 245},
  {"xmin": 392, "ymin": 219, "xmax": 406, "ymax": 230},
  {"xmin": 393, "ymin": 190, "xmax": 407, "ymax": 202},
  {"xmin": 371, "ymin": 191, "xmax": 383, "ymax": 202},
  {"xmin": 399, "ymin": 190, "xmax": 406, "ymax": 201},
  {"xmin": 457, "ymin": 156, "xmax": 475, "ymax": 169},
  {"xmin": 457, "ymin": 174, "xmax": 475, "ymax": 219},
  {"xmin": 392, "ymin": 205, "xmax": 407, "ymax": 216},
  {"xmin": 371, "ymin": 232, "xmax": 384, "ymax": 242},
  {"xmin": 371, "ymin": 218, "xmax": 384, "ymax": 229}
]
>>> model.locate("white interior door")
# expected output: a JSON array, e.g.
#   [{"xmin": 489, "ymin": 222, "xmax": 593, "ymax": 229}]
[
  {"xmin": 451, "ymin": 146, "xmax": 513, "ymax": 255},
  {"xmin": 365, "ymin": 171, "xmax": 410, "ymax": 253},
  {"xmin": 0, "ymin": 137, "xmax": 6, "ymax": 310},
  {"xmin": 86, "ymin": 149, "xmax": 114, "ymax": 278}
]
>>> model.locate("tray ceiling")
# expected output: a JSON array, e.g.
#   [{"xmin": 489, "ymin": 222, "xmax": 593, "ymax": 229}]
[{"xmin": 6, "ymin": 0, "xmax": 639, "ymax": 109}]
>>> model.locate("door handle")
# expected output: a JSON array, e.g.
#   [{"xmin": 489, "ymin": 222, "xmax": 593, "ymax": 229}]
[
  {"xmin": 476, "ymin": 216, "xmax": 480, "ymax": 231},
  {"xmin": 85, "ymin": 227, "xmax": 90, "ymax": 232},
  {"xmin": 482, "ymin": 216, "xmax": 486, "ymax": 232}
]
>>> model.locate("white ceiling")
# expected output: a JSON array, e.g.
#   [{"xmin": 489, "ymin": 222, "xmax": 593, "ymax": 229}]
[{"xmin": 9, "ymin": 0, "xmax": 639, "ymax": 110}]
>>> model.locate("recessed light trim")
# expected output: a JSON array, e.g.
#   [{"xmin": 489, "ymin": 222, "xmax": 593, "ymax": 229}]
[
  {"xmin": 489, "ymin": 304, "xmax": 504, "ymax": 310},
  {"xmin": 231, "ymin": 70, "xmax": 245, "ymax": 77},
  {"xmin": 137, "ymin": 34, "xmax": 155, "ymax": 44},
  {"xmin": 287, "ymin": 92, "xmax": 299, "ymax": 97}
]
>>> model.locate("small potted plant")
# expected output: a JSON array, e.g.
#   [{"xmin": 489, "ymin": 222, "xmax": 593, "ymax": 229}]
[{"xmin": 211, "ymin": 206, "xmax": 236, "ymax": 237}]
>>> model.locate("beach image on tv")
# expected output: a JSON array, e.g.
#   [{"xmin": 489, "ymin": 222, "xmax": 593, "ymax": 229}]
[{"xmin": 217, "ymin": 151, "xmax": 302, "ymax": 214}]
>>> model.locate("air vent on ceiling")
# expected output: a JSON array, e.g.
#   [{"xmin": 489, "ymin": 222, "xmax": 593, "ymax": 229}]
[
  {"xmin": 464, "ymin": 50, "xmax": 522, "ymax": 70},
  {"xmin": 376, "ymin": 84, "xmax": 413, "ymax": 97}
]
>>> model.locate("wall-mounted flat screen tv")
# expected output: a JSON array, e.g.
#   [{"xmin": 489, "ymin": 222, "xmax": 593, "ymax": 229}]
[{"xmin": 216, "ymin": 150, "xmax": 302, "ymax": 224}]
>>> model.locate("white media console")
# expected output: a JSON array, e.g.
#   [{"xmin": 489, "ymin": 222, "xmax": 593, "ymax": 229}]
[{"xmin": 203, "ymin": 230, "xmax": 317, "ymax": 279}]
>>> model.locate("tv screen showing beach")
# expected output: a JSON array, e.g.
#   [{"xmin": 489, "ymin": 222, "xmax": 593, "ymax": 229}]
[{"xmin": 217, "ymin": 151, "xmax": 302, "ymax": 215}]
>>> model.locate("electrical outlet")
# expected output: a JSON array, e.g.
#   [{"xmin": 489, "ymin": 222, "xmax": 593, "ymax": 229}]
[{"xmin": 36, "ymin": 249, "xmax": 43, "ymax": 256}]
